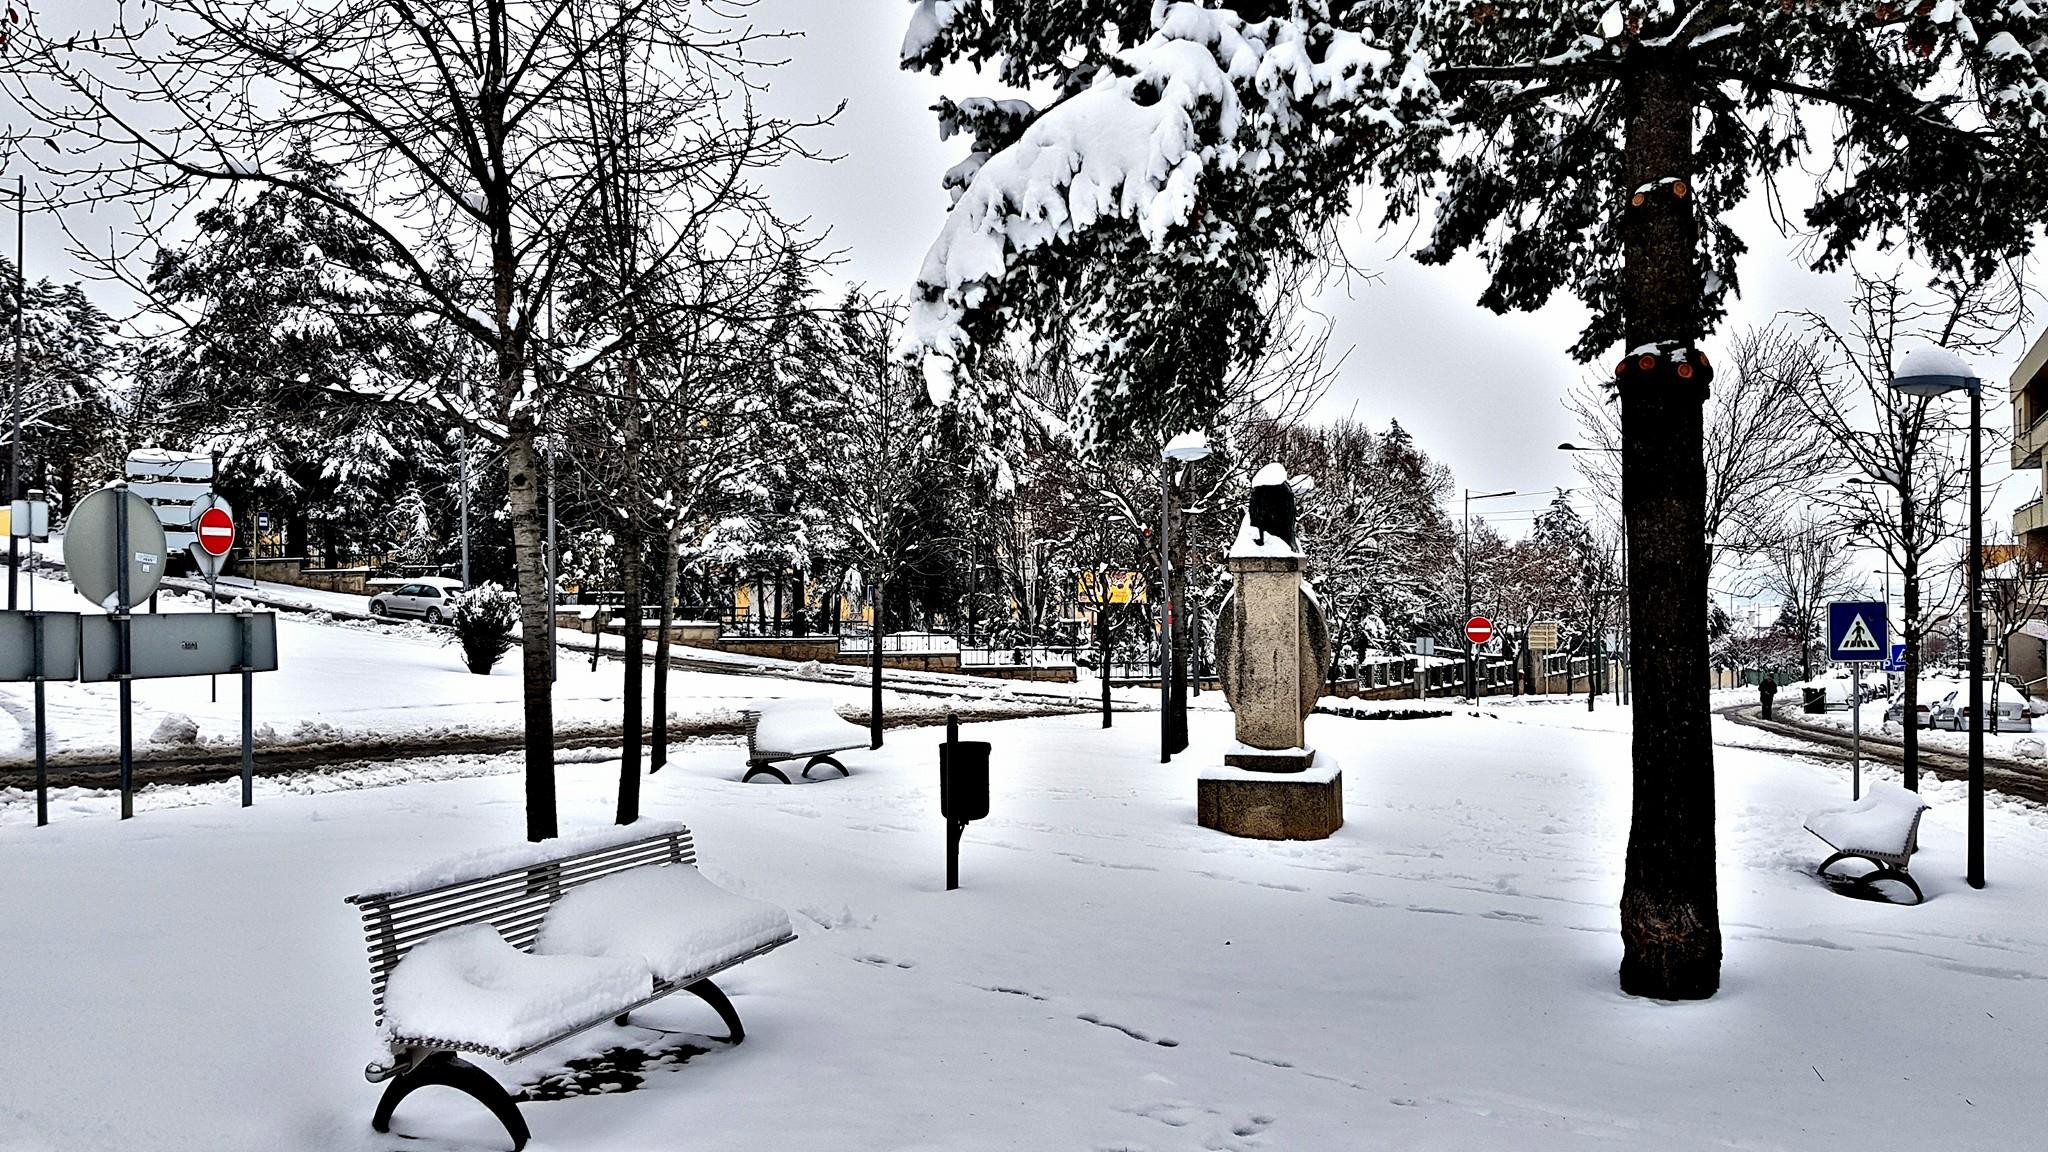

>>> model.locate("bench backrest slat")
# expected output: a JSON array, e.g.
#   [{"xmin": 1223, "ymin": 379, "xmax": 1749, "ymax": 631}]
[{"xmin": 346, "ymin": 827, "xmax": 695, "ymax": 1028}]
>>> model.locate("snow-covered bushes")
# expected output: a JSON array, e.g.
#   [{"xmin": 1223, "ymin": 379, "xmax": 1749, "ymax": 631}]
[{"xmin": 448, "ymin": 583, "xmax": 518, "ymax": 675}]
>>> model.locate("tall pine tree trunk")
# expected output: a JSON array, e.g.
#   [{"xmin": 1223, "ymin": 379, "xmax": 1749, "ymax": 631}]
[{"xmin": 1616, "ymin": 65, "xmax": 1721, "ymax": 1000}]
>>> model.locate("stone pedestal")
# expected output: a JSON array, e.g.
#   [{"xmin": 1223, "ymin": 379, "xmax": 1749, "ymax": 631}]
[
  {"xmin": 1222, "ymin": 556, "xmax": 1311, "ymax": 754},
  {"xmin": 1204, "ymin": 467, "xmax": 1340, "ymax": 841},
  {"xmin": 1197, "ymin": 762, "xmax": 1343, "ymax": 840}
]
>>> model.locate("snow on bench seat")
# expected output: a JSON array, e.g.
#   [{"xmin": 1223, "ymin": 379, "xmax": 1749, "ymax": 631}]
[
  {"xmin": 748, "ymin": 699, "xmax": 868, "ymax": 756},
  {"xmin": 1804, "ymin": 784, "xmax": 1928, "ymax": 864},
  {"xmin": 537, "ymin": 865, "xmax": 795, "ymax": 984},
  {"xmin": 743, "ymin": 699, "xmax": 868, "ymax": 782},
  {"xmin": 1803, "ymin": 784, "xmax": 1931, "ymax": 905},
  {"xmin": 382, "ymin": 924, "xmax": 650, "ymax": 1057}
]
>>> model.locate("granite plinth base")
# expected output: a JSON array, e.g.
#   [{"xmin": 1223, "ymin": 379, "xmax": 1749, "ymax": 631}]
[
  {"xmin": 1224, "ymin": 746, "xmax": 1317, "ymax": 773},
  {"xmin": 1196, "ymin": 767, "xmax": 1343, "ymax": 841}
]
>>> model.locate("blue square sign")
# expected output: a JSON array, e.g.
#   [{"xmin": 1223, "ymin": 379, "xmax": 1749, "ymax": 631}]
[{"xmin": 1828, "ymin": 601, "xmax": 1888, "ymax": 663}]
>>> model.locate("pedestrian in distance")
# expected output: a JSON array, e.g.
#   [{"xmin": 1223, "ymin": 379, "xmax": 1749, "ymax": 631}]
[{"xmin": 1759, "ymin": 674, "xmax": 1777, "ymax": 721}]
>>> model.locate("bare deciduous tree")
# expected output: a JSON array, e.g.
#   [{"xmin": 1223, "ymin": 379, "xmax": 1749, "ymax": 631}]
[
  {"xmin": 1568, "ymin": 326, "xmax": 1835, "ymax": 577},
  {"xmin": 1798, "ymin": 272, "xmax": 2014, "ymax": 789},
  {"xmin": 10, "ymin": 0, "xmax": 821, "ymax": 837},
  {"xmin": 1760, "ymin": 516, "xmax": 1857, "ymax": 682}
]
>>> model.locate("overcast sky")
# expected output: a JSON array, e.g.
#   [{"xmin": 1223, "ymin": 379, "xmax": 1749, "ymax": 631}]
[
  {"xmin": 752, "ymin": 2, "xmax": 2035, "ymax": 542},
  {"xmin": 10, "ymin": 0, "xmax": 2038, "ymax": 571}
]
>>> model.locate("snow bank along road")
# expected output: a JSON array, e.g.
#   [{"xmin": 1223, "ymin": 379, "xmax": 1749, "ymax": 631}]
[
  {"xmin": 1722, "ymin": 702, "xmax": 2048, "ymax": 806},
  {"xmin": 4, "ymin": 703, "xmax": 2045, "ymax": 1150},
  {"xmin": 0, "ymin": 567, "xmax": 1129, "ymax": 785}
]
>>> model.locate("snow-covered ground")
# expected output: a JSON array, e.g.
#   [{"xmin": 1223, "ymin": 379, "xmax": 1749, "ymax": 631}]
[
  {"xmin": 4, "ymin": 701, "xmax": 2044, "ymax": 1150},
  {"xmin": 0, "ymin": 567, "xmax": 1054, "ymax": 763}
]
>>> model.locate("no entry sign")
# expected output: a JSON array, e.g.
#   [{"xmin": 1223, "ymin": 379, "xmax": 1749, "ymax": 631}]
[
  {"xmin": 1465, "ymin": 616, "xmax": 1494, "ymax": 646},
  {"xmin": 187, "ymin": 494, "xmax": 236, "ymax": 580},
  {"xmin": 196, "ymin": 505, "xmax": 235, "ymax": 557}
]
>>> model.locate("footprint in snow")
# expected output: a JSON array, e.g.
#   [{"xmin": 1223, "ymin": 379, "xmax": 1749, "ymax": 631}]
[
  {"xmin": 1079, "ymin": 1013, "xmax": 1177, "ymax": 1047},
  {"xmin": 854, "ymin": 953, "xmax": 914, "ymax": 970}
]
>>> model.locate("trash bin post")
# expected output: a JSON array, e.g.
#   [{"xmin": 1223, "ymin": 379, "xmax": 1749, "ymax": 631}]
[{"xmin": 938, "ymin": 712, "xmax": 990, "ymax": 891}]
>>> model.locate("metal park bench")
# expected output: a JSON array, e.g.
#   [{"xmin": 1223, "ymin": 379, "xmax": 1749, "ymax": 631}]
[
  {"xmin": 344, "ymin": 824, "xmax": 795, "ymax": 1149},
  {"xmin": 742, "ymin": 700, "xmax": 869, "ymax": 784},
  {"xmin": 1803, "ymin": 784, "xmax": 1931, "ymax": 906}
]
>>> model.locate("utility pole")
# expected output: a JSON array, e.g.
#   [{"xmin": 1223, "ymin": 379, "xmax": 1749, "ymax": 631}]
[{"xmin": 1463, "ymin": 488, "xmax": 1516, "ymax": 700}]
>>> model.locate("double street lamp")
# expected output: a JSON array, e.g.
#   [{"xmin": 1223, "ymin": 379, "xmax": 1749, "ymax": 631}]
[{"xmin": 1889, "ymin": 348, "xmax": 1986, "ymax": 890}]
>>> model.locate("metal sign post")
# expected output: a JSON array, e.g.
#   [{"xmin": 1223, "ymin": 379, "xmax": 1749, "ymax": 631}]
[
  {"xmin": 2, "ymin": 610, "xmax": 80, "ymax": 827},
  {"xmin": 116, "ymin": 488, "xmax": 134, "ymax": 820},
  {"xmin": 189, "ymin": 494, "xmax": 236, "ymax": 703},
  {"xmin": 1851, "ymin": 661, "xmax": 1863, "ymax": 801},
  {"xmin": 30, "ymin": 614, "xmax": 45, "ymax": 825},
  {"xmin": 1828, "ymin": 601, "xmax": 1888, "ymax": 799},
  {"xmin": 239, "ymin": 608, "xmax": 255, "ymax": 807}
]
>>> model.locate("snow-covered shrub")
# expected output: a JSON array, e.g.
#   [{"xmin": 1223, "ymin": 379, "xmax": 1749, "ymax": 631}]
[{"xmin": 448, "ymin": 583, "xmax": 518, "ymax": 675}]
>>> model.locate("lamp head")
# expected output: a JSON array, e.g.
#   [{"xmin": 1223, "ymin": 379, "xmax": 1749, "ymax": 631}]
[
  {"xmin": 1890, "ymin": 346, "xmax": 1980, "ymax": 397},
  {"xmin": 1161, "ymin": 431, "xmax": 1212, "ymax": 463}
]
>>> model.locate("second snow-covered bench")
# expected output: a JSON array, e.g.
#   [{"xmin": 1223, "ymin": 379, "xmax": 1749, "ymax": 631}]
[
  {"xmin": 344, "ymin": 823, "xmax": 795, "ymax": 1149},
  {"xmin": 1803, "ymin": 784, "xmax": 1931, "ymax": 906},
  {"xmin": 742, "ymin": 699, "xmax": 869, "ymax": 784}
]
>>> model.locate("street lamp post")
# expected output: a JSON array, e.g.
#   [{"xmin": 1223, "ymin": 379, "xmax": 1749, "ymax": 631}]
[
  {"xmin": 1890, "ymin": 348, "xmax": 1985, "ymax": 889},
  {"xmin": 8, "ymin": 177, "xmax": 24, "ymax": 612},
  {"xmin": 1463, "ymin": 488, "xmax": 1517, "ymax": 700},
  {"xmin": 1160, "ymin": 433, "xmax": 1212, "ymax": 763}
]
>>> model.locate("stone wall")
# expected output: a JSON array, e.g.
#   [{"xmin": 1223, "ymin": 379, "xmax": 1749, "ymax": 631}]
[{"xmin": 718, "ymin": 636, "xmax": 842, "ymax": 663}]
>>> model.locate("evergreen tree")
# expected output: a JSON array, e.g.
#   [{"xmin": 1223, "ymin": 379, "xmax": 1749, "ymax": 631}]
[
  {"xmin": 0, "ymin": 257, "xmax": 121, "ymax": 509},
  {"xmin": 903, "ymin": 1, "xmax": 2048, "ymax": 998}
]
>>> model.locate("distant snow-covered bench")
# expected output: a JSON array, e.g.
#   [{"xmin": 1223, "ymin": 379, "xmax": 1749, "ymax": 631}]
[
  {"xmin": 344, "ymin": 823, "xmax": 795, "ymax": 1149},
  {"xmin": 742, "ymin": 699, "xmax": 868, "ymax": 784},
  {"xmin": 1803, "ymin": 784, "xmax": 1931, "ymax": 906}
]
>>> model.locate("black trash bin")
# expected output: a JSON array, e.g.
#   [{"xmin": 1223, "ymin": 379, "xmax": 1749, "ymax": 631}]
[
  {"xmin": 940, "ymin": 740, "xmax": 990, "ymax": 823},
  {"xmin": 940, "ymin": 735, "xmax": 990, "ymax": 891},
  {"xmin": 1803, "ymin": 687, "xmax": 1827, "ymax": 715}
]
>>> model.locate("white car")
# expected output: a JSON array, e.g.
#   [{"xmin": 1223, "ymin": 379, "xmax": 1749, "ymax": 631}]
[
  {"xmin": 1929, "ymin": 687, "xmax": 2037, "ymax": 733},
  {"xmin": 368, "ymin": 578, "xmax": 464, "ymax": 623}
]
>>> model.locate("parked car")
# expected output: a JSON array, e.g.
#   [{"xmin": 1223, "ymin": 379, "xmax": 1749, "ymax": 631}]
[
  {"xmin": 368, "ymin": 577, "xmax": 465, "ymax": 623},
  {"xmin": 1883, "ymin": 697, "xmax": 1934, "ymax": 729},
  {"xmin": 1928, "ymin": 687, "xmax": 2037, "ymax": 733}
]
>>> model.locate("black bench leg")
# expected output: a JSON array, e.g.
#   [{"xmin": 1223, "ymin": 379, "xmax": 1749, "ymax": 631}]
[
  {"xmin": 1816, "ymin": 851, "xmax": 1857, "ymax": 880},
  {"xmin": 1818, "ymin": 852, "xmax": 1925, "ymax": 906},
  {"xmin": 801, "ymin": 754, "xmax": 849, "ymax": 780},
  {"xmin": 742, "ymin": 761, "xmax": 791, "ymax": 785},
  {"xmin": 372, "ymin": 1050, "xmax": 530, "ymax": 1151},
  {"xmin": 685, "ymin": 977, "xmax": 746, "ymax": 1044}
]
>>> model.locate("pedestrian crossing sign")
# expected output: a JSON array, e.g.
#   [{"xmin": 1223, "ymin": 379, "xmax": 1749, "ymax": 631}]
[{"xmin": 1827, "ymin": 601, "xmax": 1888, "ymax": 662}]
